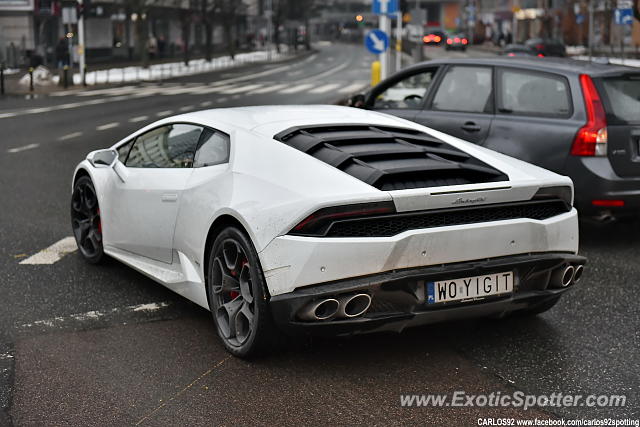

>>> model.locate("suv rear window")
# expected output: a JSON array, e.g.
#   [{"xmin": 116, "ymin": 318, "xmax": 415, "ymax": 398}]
[{"xmin": 600, "ymin": 75, "xmax": 640, "ymax": 124}]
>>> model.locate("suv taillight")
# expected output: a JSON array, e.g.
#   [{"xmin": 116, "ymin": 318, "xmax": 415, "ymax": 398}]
[{"xmin": 571, "ymin": 74, "xmax": 607, "ymax": 157}]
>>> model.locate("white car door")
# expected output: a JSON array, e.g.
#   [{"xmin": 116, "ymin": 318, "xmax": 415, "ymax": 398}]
[{"xmin": 106, "ymin": 123, "xmax": 204, "ymax": 264}]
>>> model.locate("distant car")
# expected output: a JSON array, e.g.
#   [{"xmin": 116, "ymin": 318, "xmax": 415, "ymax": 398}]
[
  {"xmin": 423, "ymin": 31, "xmax": 445, "ymax": 45},
  {"xmin": 503, "ymin": 44, "xmax": 538, "ymax": 57},
  {"xmin": 445, "ymin": 34, "xmax": 469, "ymax": 51},
  {"xmin": 71, "ymin": 105, "xmax": 584, "ymax": 358},
  {"xmin": 525, "ymin": 38, "xmax": 566, "ymax": 57},
  {"xmin": 352, "ymin": 58, "xmax": 640, "ymax": 220}
]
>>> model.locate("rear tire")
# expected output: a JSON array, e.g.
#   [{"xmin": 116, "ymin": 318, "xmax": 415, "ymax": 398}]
[
  {"xmin": 71, "ymin": 176, "xmax": 104, "ymax": 264},
  {"xmin": 206, "ymin": 226, "xmax": 281, "ymax": 358}
]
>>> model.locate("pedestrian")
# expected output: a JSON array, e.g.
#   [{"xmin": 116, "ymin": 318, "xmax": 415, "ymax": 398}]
[{"xmin": 55, "ymin": 37, "xmax": 69, "ymax": 69}]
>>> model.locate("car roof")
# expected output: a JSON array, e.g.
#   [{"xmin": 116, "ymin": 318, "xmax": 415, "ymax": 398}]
[
  {"xmin": 407, "ymin": 57, "xmax": 639, "ymax": 76},
  {"xmin": 166, "ymin": 105, "xmax": 410, "ymax": 135}
]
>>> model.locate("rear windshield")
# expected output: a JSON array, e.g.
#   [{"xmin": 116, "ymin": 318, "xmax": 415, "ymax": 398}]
[{"xmin": 599, "ymin": 75, "xmax": 640, "ymax": 124}]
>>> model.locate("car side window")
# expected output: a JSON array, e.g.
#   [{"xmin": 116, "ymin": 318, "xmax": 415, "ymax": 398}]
[
  {"xmin": 125, "ymin": 124, "xmax": 203, "ymax": 168},
  {"xmin": 194, "ymin": 128, "xmax": 230, "ymax": 168},
  {"xmin": 373, "ymin": 68, "xmax": 438, "ymax": 110},
  {"xmin": 431, "ymin": 66, "xmax": 493, "ymax": 113},
  {"xmin": 498, "ymin": 69, "xmax": 571, "ymax": 117},
  {"xmin": 116, "ymin": 140, "xmax": 133, "ymax": 163}
]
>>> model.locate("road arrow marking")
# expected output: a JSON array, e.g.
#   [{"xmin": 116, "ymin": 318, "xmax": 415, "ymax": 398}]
[{"xmin": 19, "ymin": 237, "xmax": 77, "ymax": 265}]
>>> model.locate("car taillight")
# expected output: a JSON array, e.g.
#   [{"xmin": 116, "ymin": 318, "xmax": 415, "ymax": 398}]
[
  {"xmin": 507, "ymin": 52, "xmax": 516, "ymax": 56},
  {"xmin": 592, "ymin": 199, "xmax": 624, "ymax": 207},
  {"xmin": 454, "ymin": 37, "xmax": 460, "ymax": 43},
  {"xmin": 447, "ymin": 39, "xmax": 453, "ymax": 44},
  {"xmin": 571, "ymin": 74, "xmax": 608, "ymax": 157},
  {"xmin": 290, "ymin": 201, "xmax": 396, "ymax": 236},
  {"xmin": 423, "ymin": 35, "xmax": 430, "ymax": 43},
  {"xmin": 434, "ymin": 36, "xmax": 441, "ymax": 42},
  {"xmin": 537, "ymin": 53, "xmax": 544, "ymax": 57},
  {"xmin": 462, "ymin": 38, "xmax": 468, "ymax": 45}
]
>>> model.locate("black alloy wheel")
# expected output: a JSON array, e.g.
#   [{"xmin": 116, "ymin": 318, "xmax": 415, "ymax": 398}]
[
  {"xmin": 71, "ymin": 176, "xmax": 104, "ymax": 264},
  {"xmin": 207, "ymin": 226, "xmax": 280, "ymax": 358}
]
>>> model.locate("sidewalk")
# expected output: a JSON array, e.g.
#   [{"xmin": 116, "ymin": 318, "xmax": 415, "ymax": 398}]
[{"xmin": 2, "ymin": 46, "xmax": 298, "ymax": 96}]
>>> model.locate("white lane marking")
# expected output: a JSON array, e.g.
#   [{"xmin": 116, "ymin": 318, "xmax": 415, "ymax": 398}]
[
  {"xmin": 96, "ymin": 122, "xmax": 120, "ymax": 131},
  {"xmin": 0, "ymin": 112, "xmax": 17, "ymax": 119},
  {"xmin": 200, "ymin": 101, "xmax": 213, "ymax": 107},
  {"xmin": 338, "ymin": 82, "xmax": 369, "ymax": 93},
  {"xmin": 287, "ymin": 70, "xmax": 304, "ymax": 76},
  {"xmin": 58, "ymin": 131, "xmax": 83, "ymax": 141},
  {"xmin": 179, "ymin": 105, "xmax": 195, "ymax": 112},
  {"xmin": 300, "ymin": 61, "xmax": 349, "ymax": 83},
  {"xmin": 129, "ymin": 115, "xmax": 149, "ymax": 123},
  {"xmin": 19, "ymin": 237, "xmax": 77, "ymax": 265},
  {"xmin": 220, "ymin": 84, "xmax": 263, "ymax": 95},
  {"xmin": 309, "ymin": 83, "xmax": 342, "ymax": 94},
  {"xmin": 18, "ymin": 302, "xmax": 172, "ymax": 330},
  {"xmin": 251, "ymin": 83, "xmax": 288, "ymax": 94},
  {"xmin": 156, "ymin": 110, "xmax": 173, "ymax": 117},
  {"xmin": 7, "ymin": 143, "xmax": 40, "ymax": 153},
  {"xmin": 278, "ymin": 83, "xmax": 315, "ymax": 94},
  {"xmin": 216, "ymin": 97, "xmax": 228, "ymax": 103},
  {"xmin": 26, "ymin": 107, "xmax": 54, "ymax": 114}
]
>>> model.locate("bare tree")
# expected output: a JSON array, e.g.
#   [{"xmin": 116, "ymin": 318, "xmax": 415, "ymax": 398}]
[
  {"xmin": 201, "ymin": 0, "xmax": 220, "ymax": 62},
  {"xmin": 219, "ymin": 0, "xmax": 240, "ymax": 59}
]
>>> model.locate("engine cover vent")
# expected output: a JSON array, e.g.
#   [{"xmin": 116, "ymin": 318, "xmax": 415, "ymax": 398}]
[{"xmin": 274, "ymin": 124, "xmax": 508, "ymax": 190}]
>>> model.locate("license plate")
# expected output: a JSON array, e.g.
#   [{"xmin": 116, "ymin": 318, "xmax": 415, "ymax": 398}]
[{"xmin": 426, "ymin": 271, "xmax": 514, "ymax": 304}]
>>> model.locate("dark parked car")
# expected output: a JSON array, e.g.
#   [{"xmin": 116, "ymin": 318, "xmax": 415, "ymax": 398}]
[
  {"xmin": 525, "ymin": 38, "xmax": 566, "ymax": 57},
  {"xmin": 352, "ymin": 57, "xmax": 640, "ymax": 219},
  {"xmin": 445, "ymin": 33, "xmax": 468, "ymax": 51},
  {"xmin": 423, "ymin": 31, "xmax": 446, "ymax": 45},
  {"xmin": 503, "ymin": 44, "xmax": 538, "ymax": 57}
]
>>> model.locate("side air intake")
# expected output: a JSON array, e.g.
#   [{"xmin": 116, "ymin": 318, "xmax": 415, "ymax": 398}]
[{"xmin": 274, "ymin": 124, "xmax": 508, "ymax": 191}]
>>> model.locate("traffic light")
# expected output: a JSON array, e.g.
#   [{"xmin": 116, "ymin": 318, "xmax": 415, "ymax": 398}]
[{"xmin": 356, "ymin": 14, "xmax": 365, "ymax": 27}]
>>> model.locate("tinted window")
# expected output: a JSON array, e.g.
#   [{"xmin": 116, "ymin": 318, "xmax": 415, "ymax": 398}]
[
  {"xmin": 373, "ymin": 68, "xmax": 437, "ymax": 109},
  {"xmin": 194, "ymin": 129, "xmax": 230, "ymax": 167},
  {"xmin": 431, "ymin": 66, "xmax": 492, "ymax": 113},
  {"xmin": 126, "ymin": 124, "xmax": 202, "ymax": 168},
  {"xmin": 600, "ymin": 76, "xmax": 640, "ymax": 124},
  {"xmin": 498, "ymin": 70, "xmax": 570, "ymax": 117}
]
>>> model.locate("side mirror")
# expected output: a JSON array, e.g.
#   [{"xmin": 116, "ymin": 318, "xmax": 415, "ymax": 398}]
[
  {"xmin": 348, "ymin": 93, "xmax": 366, "ymax": 108},
  {"xmin": 87, "ymin": 149, "xmax": 118, "ymax": 168}
]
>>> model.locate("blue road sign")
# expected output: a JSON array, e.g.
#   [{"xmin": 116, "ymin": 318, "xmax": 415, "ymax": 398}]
[
  {"xmin": 365, "ymin": 29, "xmax": 389, "ymax": 54},
  {"xmin": 576, "ymin": 13, "xmax": 585, "ymax": 24},
  {"xmin": 372, "ymin": 0, "xmax": 398, "ymax": 15},
  {"xmin": 614, "ymin": 8, "xmax": 633, "ymax": 25}
]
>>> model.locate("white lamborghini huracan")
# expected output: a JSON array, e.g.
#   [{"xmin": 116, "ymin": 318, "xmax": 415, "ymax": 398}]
[{"xmin": 71, "ymin": 105, "xmax": 585, "ymax": 357}]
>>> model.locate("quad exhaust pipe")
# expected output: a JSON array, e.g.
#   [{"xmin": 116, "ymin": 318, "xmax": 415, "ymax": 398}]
[
  {"xmin": 337, "ymin": 293, "xmax": 372, "ymax": 318},
  {"xmin": 550, "ymin": 264, "xmax": 584, "ymax": 288},
  {"xmin": 297, "ymin": 298, "xmax": 339, "ymax": 321},
  {"xmin": 298, "ymin": 293, "xmax": 372, "ymax": 321}
]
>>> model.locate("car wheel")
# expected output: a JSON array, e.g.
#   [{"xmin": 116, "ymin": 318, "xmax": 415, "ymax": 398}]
[
  {"xmin": 207, "ymin": 226, "xmax": 280, "ymax": 358},
  {"xmin": 71, "ymin": 175, "xmax": 104, "ymax": 264}
]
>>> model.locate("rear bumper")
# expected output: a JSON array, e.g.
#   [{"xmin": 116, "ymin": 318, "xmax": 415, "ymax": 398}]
[
  {"xmin": 269, "ymin": 253, "xmax": 586, "ymax": 336},
  {"xmin": 567, "ymin": 157, "xmax": 640, "ymax": 216},
  {"xmin": 259, "ymin": 211, "xmax": 579, "ymax": 297}
]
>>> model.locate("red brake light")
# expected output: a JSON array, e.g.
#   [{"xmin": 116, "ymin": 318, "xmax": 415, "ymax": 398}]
[
  {"xmin": 291, "ymin": 202, "xmax": 396, "ymax": 236},
  {"xmin": 592, "ymin": 200, "xmax": 625, "ymax": 207},
  {"xmin": 507, "ymin": 53, "xmax": 516, "ymax": 57},
  {"xmin": 462, "ymin": 38, "xmax": 468, "ymax": 45},
  {"xmin": 571, "ymin": 74, "xmax": 608, "ymax": 157},
  {"xmin": 434, "ymin": 36, "xmax": 441, "ymax": 42},
  {"xmin": 537, "ymin": 53, "xmax": 545, "ymax": 57},
  {"xmin": 447, "ymin": 39, "xmax": 453, "ymax": 44},
  {"xmin": 454, "ymin": 37, "xmax": 460, "ymax": 43},
  {"xmin": 423, "ymin": 35, "xmax": 430, "ymax": 43}
]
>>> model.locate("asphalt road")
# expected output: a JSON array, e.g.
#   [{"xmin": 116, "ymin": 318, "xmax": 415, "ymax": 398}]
[{"xmin": 0, "ymin": 43, "xmax": 638, "ymax": 426}]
